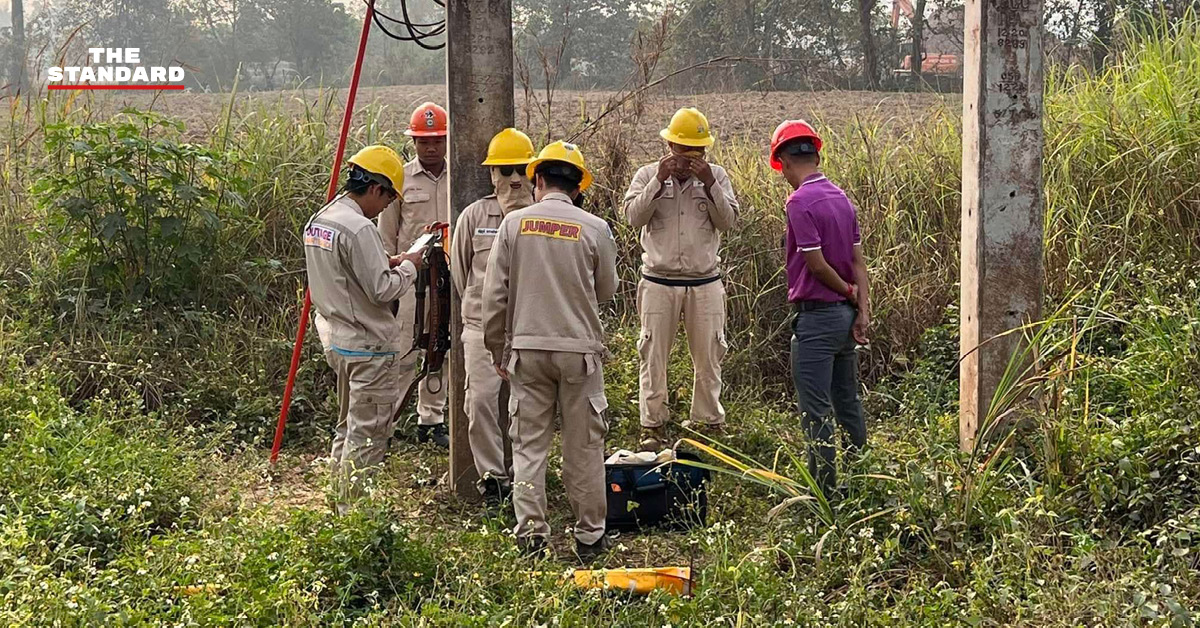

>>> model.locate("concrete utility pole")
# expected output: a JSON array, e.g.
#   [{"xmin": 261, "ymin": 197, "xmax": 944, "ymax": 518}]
[
  {"xmin": 9, "ymin": 0, "xmax": 25, "ymax": 93},
  {"xmin": 445, "ymin": 0, "xmax": 515, "ymax": 499},
  {"xmin": 959, "ymin": 0, "xmax": 1045, "ymax": 452}
]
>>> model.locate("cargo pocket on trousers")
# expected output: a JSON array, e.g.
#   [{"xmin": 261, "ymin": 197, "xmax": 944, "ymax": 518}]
[
  {"xmin": 636, "ymin": 330, "xmax": 652, "ymax": 360},
  {"xmin": 587, "ymin": 393, "xmax": 609, "ymax": 447},
  {"xmin": 507, "ymin": 394, "xmax": 521, "ymax": 443},
  {"xmin": 357, "ymin": 390, "xmax": 399, "ymax": 448},
  {"xmin": 716, "ymin": 330, "xmax": 729, "ymax": 363}
]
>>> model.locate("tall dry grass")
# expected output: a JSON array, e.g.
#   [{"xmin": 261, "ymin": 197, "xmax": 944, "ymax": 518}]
[{"xmin": 1, "ymin": 15, "xmax": 1197, "ymax": 408}]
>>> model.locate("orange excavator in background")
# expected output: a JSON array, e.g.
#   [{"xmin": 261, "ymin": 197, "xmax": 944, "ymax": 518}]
[{"xmin": 892, "ymin": 0, "xmax": 961, "ymax": 79}]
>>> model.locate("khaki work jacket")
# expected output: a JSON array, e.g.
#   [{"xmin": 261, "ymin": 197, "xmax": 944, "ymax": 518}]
[
  {"xmin": 377, "ymin": 159, "xmax": 449, "ymax": 256},
  {"xmin": 623, "ymin": 164, "xmax": 739, "ymax": 280},
  {"xmin": 482, "ymin": 193, "xmax": 619, "ymax": 364},
  {"xmin": 304, "ymin": 196, "xmax": 417, "ymax": 353},
  {"xmin": 451, "ymin": 195, "xmax": 505, "ymax": 331}
]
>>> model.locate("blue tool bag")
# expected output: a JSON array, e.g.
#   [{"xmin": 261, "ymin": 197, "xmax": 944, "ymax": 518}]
[{"xmin": 604, "ymin": 451, "xmax": 710, "ymax": 532}]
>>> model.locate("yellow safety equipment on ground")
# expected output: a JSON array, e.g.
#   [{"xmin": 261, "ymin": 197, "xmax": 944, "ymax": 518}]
[
  {"xmin": 347, "ymin": 145, "xmax": 405, "ymax": 191},
  {"xmin": 525, "ymin": 140, "xmax": 594, "ymax": 191},
  {"xmin": 531, "ymin": 567, "xmax": 694, "ymax": 596},
  {"xmin": 572, "ymin": 567, "xmax": 694, "ymax": 596},
  {"xmin": 482, "ymin": 128, "xmax": 537, "ymax": 166},
  {"xmin": 659, "ymin": 107, "xmax": 715, "ymax": 147}
]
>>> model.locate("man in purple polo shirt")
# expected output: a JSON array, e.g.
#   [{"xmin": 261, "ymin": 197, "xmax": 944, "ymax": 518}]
[{"xmin": 771, "ymin": 120, "xmax": 870, "ymax": 498}]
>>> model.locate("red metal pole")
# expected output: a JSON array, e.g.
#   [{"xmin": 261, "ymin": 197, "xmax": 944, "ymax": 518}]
[{"xmin": 271, "ymin": 1, "xmax": 375, "ymax": 465}]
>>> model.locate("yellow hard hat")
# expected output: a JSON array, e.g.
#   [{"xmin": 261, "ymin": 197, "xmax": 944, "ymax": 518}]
[
  {"xmin": 482, "ymin": 128, "xmax": 537, "ymax": 166},
  {"xmin": 525, "ymin": 140, "xmax": 593, "ymax": 191},
  {"xmin": 347, "ymin": 145, "xmax": 404, "ymax": 191},
  {"xmin": 659, "ymin": 107, "xmax": 715, "ymax": 147}
]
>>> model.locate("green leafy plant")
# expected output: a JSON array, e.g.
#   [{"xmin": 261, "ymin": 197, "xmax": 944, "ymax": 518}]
[{"xmin": 34, "ymin": 110, "xmax": 245, "ymax": 301}]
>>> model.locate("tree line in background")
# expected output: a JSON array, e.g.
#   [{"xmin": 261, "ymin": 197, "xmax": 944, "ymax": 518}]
[{"xmin": 2, "ymin": 0, "xmax": 1198, "ymax": 93}]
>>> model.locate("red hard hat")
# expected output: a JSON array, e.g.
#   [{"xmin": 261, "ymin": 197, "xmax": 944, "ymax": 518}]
[
  {"xmin": 405, "ymin": 102, "xmax": 448, "ymax": 137},
  {"xmin": 769, "ymin": 120, "xmax": 823, "ymax": 171}
]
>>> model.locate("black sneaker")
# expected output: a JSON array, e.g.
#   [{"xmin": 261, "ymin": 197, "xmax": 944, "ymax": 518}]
[
  {"xmin": 481, "ymin": 478, "xmax": 512, "ymax": 514},
  {"xmin": 417, "ymin": 423, "xmax": 449, "ymax": 448},
  {"xmin": 517, "ymin": 536, "xmax": 550, "ymax": 559},
  {"xmin": 575, "ymin": 535, "xmax": 611, "ymax": 565}
]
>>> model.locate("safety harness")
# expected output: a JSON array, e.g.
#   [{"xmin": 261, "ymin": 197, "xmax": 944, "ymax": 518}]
[{"xmin": 394, "ymin": 222, "xmax": 452, "ymax": 419}]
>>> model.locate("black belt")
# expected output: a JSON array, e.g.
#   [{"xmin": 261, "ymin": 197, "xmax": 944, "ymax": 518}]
[
  {"xmin": 642, "ymin": 273, "xmax": 721, "ymax": 288},
  {"xmin": 792, "ymin": 300, "xmax": 850, "ymax": 313}
]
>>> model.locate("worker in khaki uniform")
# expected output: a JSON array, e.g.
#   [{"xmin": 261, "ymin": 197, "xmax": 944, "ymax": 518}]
[
  {"xmin": 304, "ymin": 146, "xmax": 426, "ymax": 512},
  {"xmin": 451, "ymin": 128, "xmax": 537, "ymax": 506},
  {"xmin": 377, "ymin": 102, "xmax": 450, "ymax": 447},
  {"xmin": 623, "ymin": 107, "xmax": 740, "ymax": 451},
  {"xmin": 482, "ymin": 141, "xmax": 619, "ymax": 564}
]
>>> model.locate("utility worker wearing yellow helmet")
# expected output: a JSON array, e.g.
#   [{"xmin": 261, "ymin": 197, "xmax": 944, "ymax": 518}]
[
  {"xmin": 377, "ymin": 102, "xmax": 451, "ymax": 447},
  {"xmin": 304, "ymin": 145, "xmax": 426, "ymax": 511},
  {"xmin": 482, "ymin": 141, "xmax": 619, "ymax": 563},
  {"xmin": 450, "ymin": 128, "xmax": 537, "ymax": 508},
  {"xmin": 623, "ymin": 107, "xmax": 740, "ymax": 451}
]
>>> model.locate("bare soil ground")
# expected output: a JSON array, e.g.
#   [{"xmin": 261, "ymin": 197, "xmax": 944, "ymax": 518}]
[{"xmin": 69, "ymin": 84, "xmax": 957, "ymax": 158}]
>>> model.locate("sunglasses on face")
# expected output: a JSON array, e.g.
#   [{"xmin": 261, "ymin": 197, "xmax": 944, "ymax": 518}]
[
  {"xmin": 381, "ymin": 186, "xmax": 398, "ymax": 201},
  {"xmin": 496, "ymin": 165, "xmax": 523, "ymax": 177}
]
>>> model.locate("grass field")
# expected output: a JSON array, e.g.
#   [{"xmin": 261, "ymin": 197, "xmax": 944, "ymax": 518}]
[
  {"xmin": 32, "ymin": 84, "xmax": 954, "ymax": 147},
  {"xmin": 1, "ymin": 20, "xmax": 1198, "ymax": 626}
]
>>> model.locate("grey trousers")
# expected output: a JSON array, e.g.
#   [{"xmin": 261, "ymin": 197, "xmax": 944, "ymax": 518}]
[
  {"xmin": 636, "ymin": 278, "xmax": 728, "ymax": 428},
  {"xmin": 790, "ymin": 303, "xmax": 867, "ymax": 496},
  {"xmin": 508, "ymin": 349, "xmax": 608, "ymax": 545},
  {"xmin": 326, "ymin": 350, "xmax": 403, "ymax": 511},
  {"xmin": 462, "ymin": 328, "xmax": 510, "ymax": 487}
]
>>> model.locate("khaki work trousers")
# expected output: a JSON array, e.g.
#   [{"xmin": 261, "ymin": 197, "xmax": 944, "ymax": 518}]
[
  {"xmin": 636, "ymin": 278, "xmax": 728, "ymax": 428},
  {"xmin": 396, "ymin": 288, "xmax": 447, "ymax": 425},
  {"xmin": 508, "ymin": 350, "xmax": 608, "ymax": 545},
  {"xmin": 327, "ymin": 349, "xmax": 415, "ymax": 508},
  {"xmin": 462, "ymin": 328, "xmax": 510, "ymax": 486}
]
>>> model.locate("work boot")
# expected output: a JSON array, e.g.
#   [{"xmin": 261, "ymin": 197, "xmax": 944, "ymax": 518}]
[
  {"xmin": 574, "ymin": 535, "xmax": 611, "ymax": 565},
  {"xmin": 517, "ymin": 536, "xmax": 550, "ymax": 560},
  {"xmin": 639, "ymin": 426, "xmax": 667, "ymax": 452},
  {"xmin": 681, "ymin": 420, "xmax": 725, "ymax": 441},
  {"xmin": 480, "ymin": 477, "xmax": 512, "ymax": 515},
  {"xmin": 417, "ymin": 423, "xmax": 449, "ymax": 448}
]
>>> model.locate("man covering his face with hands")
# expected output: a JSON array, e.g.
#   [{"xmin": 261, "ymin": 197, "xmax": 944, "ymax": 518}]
[{"xmin": 622, "ymin": 107, "xmax": 740, "ymax": 452}]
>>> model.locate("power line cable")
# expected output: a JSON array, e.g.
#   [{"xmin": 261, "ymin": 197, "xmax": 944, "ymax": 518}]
[{"xmin": 365, "ymin": 0, "xmax": 446, "ymax": 50}]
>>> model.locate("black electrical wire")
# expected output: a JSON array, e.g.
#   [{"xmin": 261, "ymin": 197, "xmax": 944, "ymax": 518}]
[
  {"xmin": 365, "ymin": 0, "xmax": 447, "ymax": 50},
  {"xmin": 368, "ymin": 0, "xmax": 445, "ymax": 45},
  {"xmin": 399, "ymin": 0, "xmax": 443, "ymax": 37},
  {"xmin": 376, "ymin": 11, "xmax": 444, "ymax": 29},
  {"xmin": 373, "ymin": 12, "xmax": 446, "ymax": 48}
]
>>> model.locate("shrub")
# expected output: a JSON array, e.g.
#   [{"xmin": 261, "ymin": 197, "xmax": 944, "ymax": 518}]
[{"xmin": 33, "ymin": 110, "xmax": 246, "ymax": 302}]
